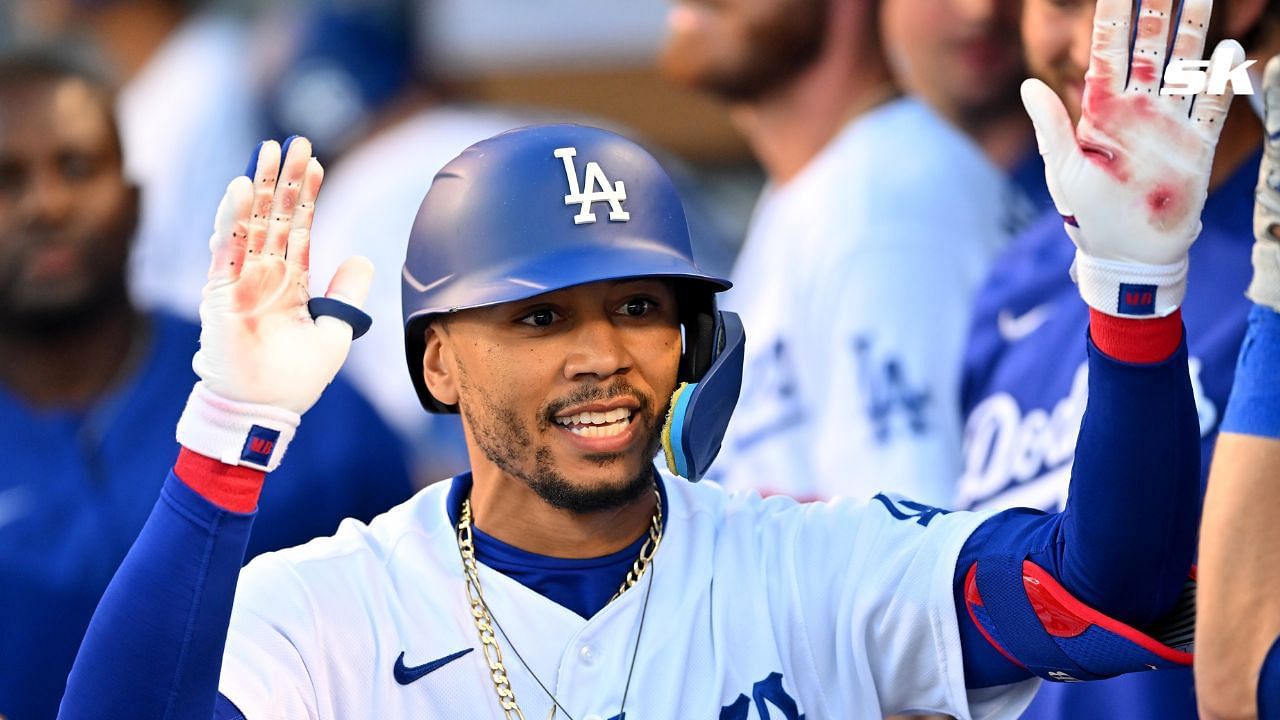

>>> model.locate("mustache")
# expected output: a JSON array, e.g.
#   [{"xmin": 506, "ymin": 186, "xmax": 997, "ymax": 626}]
[{"xmin": 541, "ymin": 381, "xmax": 655, "ymax": 427}]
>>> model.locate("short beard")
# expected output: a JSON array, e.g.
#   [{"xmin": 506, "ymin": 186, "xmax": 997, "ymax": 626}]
[
  {"xmin": 0, "ymin": 278, "xmax": 129, "ymax": 339},
  {"xmin": 661, "ymin": 0, "xmax": 829, "ymax": 103},
  {"xmin": 458, "ymin": 368, "xmax": 668, "ymax": 515}
]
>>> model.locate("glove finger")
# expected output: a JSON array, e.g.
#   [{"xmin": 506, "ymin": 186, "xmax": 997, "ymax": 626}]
[
  {"xmin": 1128, "ymin": 0, "xmax": 1175, "ymax": 96},
  {"xmin": 324, "ymin": 255, "xmax": 374, "ymax": 308},
  {"xmin": 1164, "ymin": 0, "xmax": 1211, "ymax": 117},
  {"xmin": 1191, "ymin": 39, "xmax": 1245, "ymax": 145},
  {"xmin": 286, "ymin": 157, "xmax": 324, "ymax": 274},
  {"xmin": 314, "ymin": 256, "xmax": 375, "ymax": 353},
  {"xmin": 245, "ymin": 140, "xmax": 281, "ymax": 257},
  {"xmin": 207, "ymin": 176, "xmax": 253, "ymax": 285},
  {"xmin": 263, "ymin": 136, "xmax": 311, "ymax": 259},
  {"xmin": 1022, "ymin": 78, "xmax": 1077, "ymax": 158},
  {"xmin": 1086, "ymin": 0, "xmax": 1136, "ymax": 98}
]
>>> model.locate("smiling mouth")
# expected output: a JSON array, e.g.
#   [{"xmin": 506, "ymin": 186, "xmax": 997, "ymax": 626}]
[{"xmin": 554, "ymin": 408, "xmax": 636, "ymax": 438}]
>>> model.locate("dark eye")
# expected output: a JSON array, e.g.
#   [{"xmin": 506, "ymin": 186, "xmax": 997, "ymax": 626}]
[
  {"xmin": 617, "ymin": 298, "xmax": 655, "ymax": 317},
  {"xmin": 60, "ymin": 153, "xmax": 97, "ymax": 181},
  {"xmin": 519, "ymin": 308, "xmax": 560, "ymax": 327},
  {"xmin": 0, "ymin": 162, "xmax": 23, "ymax": 195}
]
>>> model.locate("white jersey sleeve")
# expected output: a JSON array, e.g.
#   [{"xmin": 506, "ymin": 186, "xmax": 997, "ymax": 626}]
[{"xmin": 732, "ymin": 489, "xmax": 1037, "ymax": 717}]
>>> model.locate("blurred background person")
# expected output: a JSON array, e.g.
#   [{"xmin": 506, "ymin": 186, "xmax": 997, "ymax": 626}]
[
  {"xmin": 881, "ymin": 0, "xmax": 1055, "ymax": 224},
  {"xmin": 0, "ymin": 48, "xmax": 411, "ymax": 720},
  {"xmin": 955, "ymin": 0, "xmax": 1280, "ymax": 718},
  {"xmin": 659, "ymin": 0, "xmax": 1037, "ymax": 505},
  {"xmin": 14, "ymin": 0, "xmax": 264, "ymax": 320}
]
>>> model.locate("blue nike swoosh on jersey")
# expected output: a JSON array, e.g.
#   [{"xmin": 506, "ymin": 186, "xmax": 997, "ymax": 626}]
[{"xmin": 394, "ymin": 648, "xmax": 474, "ymax": 685}]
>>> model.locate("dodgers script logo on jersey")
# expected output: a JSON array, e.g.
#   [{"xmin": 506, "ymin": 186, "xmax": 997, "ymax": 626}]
[
  {"xmin": 555, "ymin": 146, "xmax": 630, "ymax": 224},
  {"xmin": 957, "ymin": 357, "xmax": 1217, "ymax": 510}
]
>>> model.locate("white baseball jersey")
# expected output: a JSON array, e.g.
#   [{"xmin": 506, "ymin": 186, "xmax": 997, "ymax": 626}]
[
  {"xmin": 219, "ymin": 475, "xmax": 1037, "ymax": 719},
  {"xmin": 713, "ymin": 97, "xmax": 1028, "ymax": 506}
]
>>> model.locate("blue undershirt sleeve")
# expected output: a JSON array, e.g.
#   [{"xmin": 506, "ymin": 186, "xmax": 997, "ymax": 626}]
[
  {"xmin": 215, "ymin": 693, "xmax": 248, "ymax": 720},
  {"xmin": 58, "ymin": 472, "xmax": 254, "ymax": 720},
  {"xmin": 954, "ymin": 334, "xmax": 1199, "ymax": 688}
]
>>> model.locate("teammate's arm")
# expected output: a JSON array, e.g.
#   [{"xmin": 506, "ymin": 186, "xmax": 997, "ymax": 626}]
[
  {"xmin": 944, "ymin": 0, "xmax": 1238, "ymax": 687},
  {"xmin": 58, "ymin": 137, "xmax": 371, "ymax": 720},
  {"xmin": 1195, "ymin": 54, "xmax": 1280, "ymax": 720}
]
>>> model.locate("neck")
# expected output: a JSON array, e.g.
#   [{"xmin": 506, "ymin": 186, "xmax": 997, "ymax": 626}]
[
  {"xmin": 0, "ymin": 300, "xmax": 146, "ymax": 408},
  {"xmin": 729, "ymin": 53, "xmax": 898, "ymax": 185},
  {"xmin": 1209, "ymin": 94, "xmax": 1263, "ymax": 191},
  {"xmin": 466, "ymin": 466, "xmax": 659, "ymax": 559},
  {"xmin": 88, "ymin": 2, "xmax": 185, "ymax": 79}
]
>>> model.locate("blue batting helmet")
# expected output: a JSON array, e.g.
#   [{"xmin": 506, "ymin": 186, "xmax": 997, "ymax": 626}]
[{"xmin": 400, "ymin": 123, "xmax": 743, "ymax": 481}]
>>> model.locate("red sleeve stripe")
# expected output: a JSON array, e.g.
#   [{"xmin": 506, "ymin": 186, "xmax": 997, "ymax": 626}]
[
  {"xmin": 1020, "ymin": 562, "xmax": 1192, "ymax": 665},
  {"xmin": 174, "ymin": 447, "xmax": 266, "ymax": 513},
  {"xmin": 1088, "ymin": 308, "xmax": 1183, "ymax": 364}
]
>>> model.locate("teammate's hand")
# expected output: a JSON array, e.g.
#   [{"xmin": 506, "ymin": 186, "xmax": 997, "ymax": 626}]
[
  {"xmin": 194, "ymin": 137, "xmax": 373, "ymax": 415},
  {"xmin": 1249, "ymin": 55, "xmax": 1280, "ymax": 312},
  {"xmin": 1021, "ymin": 0, "xmax": 1243, "ymax": 317}
]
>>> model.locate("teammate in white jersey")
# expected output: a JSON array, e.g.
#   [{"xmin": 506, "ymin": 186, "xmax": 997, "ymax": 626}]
[
  {"xmin": 57, "ymin": 3, "xmax": 1244, "ymax": 716},
  {"xmin": 658, "ymin": 0, "xmax": 1041, "ymax": 505}
]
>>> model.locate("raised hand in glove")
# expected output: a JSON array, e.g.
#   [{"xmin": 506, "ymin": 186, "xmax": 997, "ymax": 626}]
[
  {"xmin": 177, "ymin": 137, "xmax": 374, "ymax": 471},
  {"xmin": 1021, "ymin": 0, "xmax": 1244, "ymax": 317},
  {"xmin": 1250, "ymin": 55, "xmax": 1280, "ymax": 311}
]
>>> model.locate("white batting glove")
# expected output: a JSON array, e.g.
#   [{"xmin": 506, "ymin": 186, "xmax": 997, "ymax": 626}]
[
  {"xmin": 1249, "ymin": 55, "xmax": 1280, "ymax": 312},
  {"xmin": 176, "ymin": 137, "xmax": 374, "ymax": 471},
  {"xmin": 1021, "ymin": 0, "xmax": 1243, "ymax": 317}
]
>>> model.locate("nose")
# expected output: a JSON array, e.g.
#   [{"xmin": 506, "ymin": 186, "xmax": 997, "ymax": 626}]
[
  {"xmin": 20, "ymin": 166, "xmax": 74, "ymax": 231},
  {"xmin": 563, "ymin": 316, "xmax": 634, "ymax": 382}
]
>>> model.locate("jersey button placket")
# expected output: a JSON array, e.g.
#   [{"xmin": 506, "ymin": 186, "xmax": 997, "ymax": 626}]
[{"xmin": 578, "ymin": 643, "xmax": 598, "ymax": 667}]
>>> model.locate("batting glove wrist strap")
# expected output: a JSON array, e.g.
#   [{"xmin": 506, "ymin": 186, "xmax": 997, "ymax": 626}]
[
  {"xmin": 1071, "ymin": 251, "xmax": 1187, "ymax": 318},
  {"xmin": 176, "ymin": 382, "xmax": 300, "ymax": 472}
]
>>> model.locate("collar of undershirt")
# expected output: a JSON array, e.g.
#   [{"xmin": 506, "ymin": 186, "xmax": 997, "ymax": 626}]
[{"xmin": 444, "ymin": 468, "xmax": 669, "ymax": 618}]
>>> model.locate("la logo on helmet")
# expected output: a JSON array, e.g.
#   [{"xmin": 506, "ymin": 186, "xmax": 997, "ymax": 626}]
[{"xmin": 555, "ymin": 146, "xmax": 631, "ymax": 225}]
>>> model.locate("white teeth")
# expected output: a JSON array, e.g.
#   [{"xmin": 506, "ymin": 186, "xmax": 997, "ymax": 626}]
[
  {"xmin": 554, "ymin": 407, "xmax": 634, "ymax": 433},
  {"xmin": 568, "ymin": 421, "xmax": 628, "ymax": 438}
]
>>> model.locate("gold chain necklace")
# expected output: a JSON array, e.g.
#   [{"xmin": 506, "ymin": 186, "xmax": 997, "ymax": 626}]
[{"xmin": 456, "ymin": 488, "xmax": 663, "ymax": 720}]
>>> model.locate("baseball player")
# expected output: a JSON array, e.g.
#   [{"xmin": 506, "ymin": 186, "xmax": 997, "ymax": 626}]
[
  {"xmin": 58, "ymin": 3, "xmax": 1239, "ymax": 716},
  {"xmin": 1197, "ymin": 54, "xmax": 1280, "ymax": 720}
]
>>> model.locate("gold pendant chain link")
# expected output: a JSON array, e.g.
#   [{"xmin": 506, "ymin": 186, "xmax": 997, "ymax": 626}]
[{"xmin": 457, "ymin": 488, "xmax": 663, "ymax": 720}]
